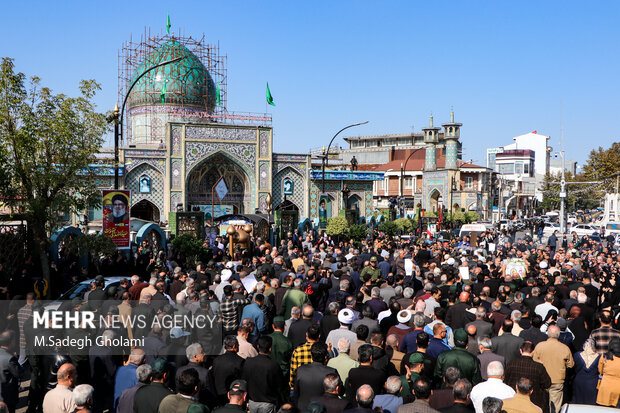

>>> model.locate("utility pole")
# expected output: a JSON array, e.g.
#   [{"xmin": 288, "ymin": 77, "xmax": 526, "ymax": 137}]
[{"xmin": 559, "ymin": 150, "xmax": 566, "ymax": 234}]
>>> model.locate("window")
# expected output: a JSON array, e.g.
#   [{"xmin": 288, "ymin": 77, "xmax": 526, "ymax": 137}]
[
  {"xmin": 524, "ymin": 163, "xmax": 529, "ymax": 174},
  {"xmin": 351, "ymin": 140, "xmax": 364, "ymax": 149},
  {"xmin": 398, "ymin": 138, "xmax": 412, "ymax": 146},
  {"xmin": 366, "ymin": 140, "xmax": 378, "ymax": 148},
  {"xmin": 88, "ymin": 206, "xmax": 102, "ymax": 221},
  {"xmin": 487, "ymin": 153, "xmax": 497, "ymax": 170},
  {"xmin": 404, "ymin": 177, "xmax": 413, "ymax": 189},
  {"xmin": 383, "ymin": 138, "xmax": 397, "ymax": 146},
  {"xmin": 498, "ymin": 163, "xmax": 515, "ymax": 174},
  {"xmin": 515, "ymin": 162, "xmax": 523, "ymax": 174},
  {"xmin": 377, "ymin": 180, "xmax": 385, "ymax": 190},
  {"xmin": 465, "ymin": 177, "xmax": 474, "ymax": 189}
]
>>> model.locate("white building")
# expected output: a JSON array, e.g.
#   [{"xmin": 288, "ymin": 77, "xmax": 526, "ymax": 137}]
[
  {"xmin": 489, "ymin": 131, "xmax": 551, "ymax": 202},
  {"xmin": 549, "ymin": 157, "xmax": 577, "ymax": 176}
]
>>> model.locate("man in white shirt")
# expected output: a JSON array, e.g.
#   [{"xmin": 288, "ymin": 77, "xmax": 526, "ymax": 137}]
[
  {"xmin": 42, "ymin": 363, "xmax": 77, "ymax": 413},
  {"xmin": 469, "ymin": 361, "xmax": 515, "ymax": 413},
  {"xmin": 534, "ymin": 294, "xmax": 559, "ymax": 320}
]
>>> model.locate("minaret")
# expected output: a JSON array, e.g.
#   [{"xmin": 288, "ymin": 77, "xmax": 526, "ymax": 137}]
[
  {"xmin": 422, "ymin": 113, "xmax": 440, "ymax": 171},
  {"xmin": 442, "ymin": 109, "xmax": 462, "ymax": 170}
]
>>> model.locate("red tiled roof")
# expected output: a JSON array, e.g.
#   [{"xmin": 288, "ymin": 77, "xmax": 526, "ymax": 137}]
[{"xmin": 372, "ymin": 148, "xmax": 485, "ymax": 171}]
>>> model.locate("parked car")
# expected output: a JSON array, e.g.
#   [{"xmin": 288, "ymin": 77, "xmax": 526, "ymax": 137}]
[
  {"xmin": 498, "ymin": 219, "xmax": 511, "ymax": 231},
  {"xmin": 572, "ymin": 224, "xmax": 600, "ymax": 237},
  {"xmin": 44, "ymin": 276, "xmax": 124, "ymax": 311},
  {"xmin": 543, "ymin": 222, "xmax": 561, "ymax": 238}
]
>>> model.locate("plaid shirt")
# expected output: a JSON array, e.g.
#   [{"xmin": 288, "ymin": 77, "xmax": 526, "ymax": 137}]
[
  {"xmin": 17, "ymin": 304, "xmax": 32, "ymax": 350},
  {"xmin": 218, "ymin": 296, "xmax": 250, "ymax": 332},
  {"xmin": 289, "ymin": 341, "xmax": 313, "ymax": 388},
  {"xmin": 590, "ymin": 326, "xmax": 620, "ymax": 354},
  {"xmin": 504, "ymin": 355, "xmax": 551, "ymax": 412}
]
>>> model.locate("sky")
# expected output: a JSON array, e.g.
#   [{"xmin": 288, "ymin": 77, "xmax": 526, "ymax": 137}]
[{"xmin": 2, "ymin": 1, "xmax": 619, "ymax": 167}]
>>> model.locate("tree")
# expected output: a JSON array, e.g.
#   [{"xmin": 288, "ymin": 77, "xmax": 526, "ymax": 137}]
[
  {"xmin": 0, "ymin": 58, "xmax": 107, "ymax": 295},
  {"xmin": 582, "ymin": 142, "xmax": 620, "ymax": 192},
  {"xmin": 348, "ymin": 224, "xmax": 368, "ymax": 241},
  {"xmin": 326, "ymin": 216, "xmax": 349, "ymax": 237},
  {"xmin": 171, "ymin": 233, "xmax": 204, "ymax": 267},
  {"xmin": 378, "ymin": 220, "xmax": 398, "ymax": 236},
  {"xmin": 65, "ymin": 233, "xmax": 117, "ymax": 273},
  {"xmin": 465, "ymin": 211, "xmax": 480, "ymax": 223},
  {"xmin": 394, "ymin": 218, "xmax": 413, "ymax": 233}
]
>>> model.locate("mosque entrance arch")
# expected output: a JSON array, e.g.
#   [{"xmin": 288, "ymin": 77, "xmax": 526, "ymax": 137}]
[
  {"xmin": 186, "ymin": 152, "xmax": 253, "ymax": 214},
  {"xmin": 429, "ymin": 189, "xmax": 441, "ymax": 214},
  {"xmin": 131, "ymin": 200, "xmax": 160, "ymax": 222}
]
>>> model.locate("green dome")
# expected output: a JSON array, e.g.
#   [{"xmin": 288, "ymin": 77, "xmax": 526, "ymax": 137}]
[{"xmin": 128, "ymin": 40, "xmax": 216, "ymax": 112}]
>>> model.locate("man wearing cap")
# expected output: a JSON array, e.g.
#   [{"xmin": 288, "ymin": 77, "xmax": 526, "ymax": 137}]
[
  {"xmin": 267, "ymin": 316, "xmax": 292, "ymax": 380},
  {"xmin": 325, "ymin": 309, "xmax": 358, "ymax": 355},
  {"xmin": 434, "ymin": 329, "xmax": 482, "ymax": 386},
  {"xmin": 133, "ymin": 359, "xmax": 173, "ymax": 413},
  {"xmin": 388, "ymin": 310, "xmax": 414, "ymax": 345},
  {"xmin": 360, "ymin": 257, "xmax": 382, "ymax": 284},
  {"xmin": 158, "ymin": 327, "xmax": 191, "ymax": 388},
  {"xmin": 212, "ymin": 380, "xmax": 249, "ymax": 413}
]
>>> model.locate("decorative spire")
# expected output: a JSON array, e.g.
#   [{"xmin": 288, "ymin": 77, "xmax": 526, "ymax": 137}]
[
  {"xmin": 450, "ymin": 106, "xmax": 454, "ymax": 123},
  {"xmin": 429, "ymin": 112, "xmax": 434, "ymax": 128}
]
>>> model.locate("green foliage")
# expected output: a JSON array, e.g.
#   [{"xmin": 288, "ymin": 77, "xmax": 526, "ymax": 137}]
[
  {"xmin": 0, "ymin": 58, "xmax": 108, "ymax": 293},
  {"xmin": 348, "ymin": 224, "xmax": 368, "ymax": 241},
  {"xmin": 582, "ymin": 142, "xmax": 620, "ymax": 192},
  {"xmin": 66, "ymin": 233, "xmax": 117, "ymax": 259},
  {"xmin": 378, "ymin": 220, "xmax": 398, "ymax": 236},
  {"xmin": 171, "ymin": 233, "xmax": 204, "ymax": 266},
  {"xmin": 451, "ymin": 210, "xmax": 466, "ymax": 224},
  {"xmin": 394, "ymin": 217, "xmax": 413, "ymax": 233},
  {"xmin": 326, "ymin": 216, "xmax": 349, "ymax": 237},
  {"xmin": 465, "ymin": 211, "xmax": 480, "ymax": 223},
  {"xmin": 541, "ymin": 172, "xmax": 577, "ymax": 210}
]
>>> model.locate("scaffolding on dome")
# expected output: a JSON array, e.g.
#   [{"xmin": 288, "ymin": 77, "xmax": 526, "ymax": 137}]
[{"xmin": 118, "ymin": 27, "xmax": 232, "ymax": 144}]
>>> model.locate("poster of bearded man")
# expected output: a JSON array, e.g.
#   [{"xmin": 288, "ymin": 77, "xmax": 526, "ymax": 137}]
[{"xmin": 102, "ymin": 190, "xmax": 131, "ymax": 248}]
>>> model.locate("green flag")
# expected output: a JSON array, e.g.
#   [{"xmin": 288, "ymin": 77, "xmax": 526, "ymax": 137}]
[
  {"xmin": 216, "ymin": 82, "xmax": 221, "ymax": 105},
  {"xmin": 166, "ymin": 14, "xmax": 171, "ymax": 35},
  {"xmin": 266, "ymin": 82, "xmax": 275, "ymax": 106},
  {"xmin": 161, "ymin": 81, "xmax": 166, "ymax": 104}
]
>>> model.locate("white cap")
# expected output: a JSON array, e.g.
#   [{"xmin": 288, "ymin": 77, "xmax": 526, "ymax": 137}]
[
  {"xmin": 397, "ymin": 310, "xmax": 412, "ymax": 324},
  {"xmin": 338, "ymin": 309, "xmax": 355, "ymax": 325}
]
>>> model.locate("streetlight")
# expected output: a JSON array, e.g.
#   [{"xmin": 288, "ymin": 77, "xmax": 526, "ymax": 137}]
[
  {"xmin": 111, "ymin": 57, "xmax": 183, "ymax": 189},
  {"xmin": 321, "ymin": 121, "xmax": 369, "ymax": 194},
  {"xmin": 555, "ymin": 150, "xmax": 566, "ymax": 234},
  {"xmin": 399, "ymin": 148, "xmax": 424, "ymax": 217}
]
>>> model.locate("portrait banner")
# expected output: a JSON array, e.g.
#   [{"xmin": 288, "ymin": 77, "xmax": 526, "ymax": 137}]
[
  {"xmin": 102, "ymin": 190, "xmax": 131, "ymax": 249},
  {"xmin": 319, "ymin": 194, "xmax": 329, "ymax": 230}
]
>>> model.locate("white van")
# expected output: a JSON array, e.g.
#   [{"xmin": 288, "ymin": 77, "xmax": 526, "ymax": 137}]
[
  {"xmin": 459, "ymin": 224, "xmax": 488, "ymax": 238},
  {"xmin": 605, "ymin": 222, "xmax": 620, "ymax": 236}
]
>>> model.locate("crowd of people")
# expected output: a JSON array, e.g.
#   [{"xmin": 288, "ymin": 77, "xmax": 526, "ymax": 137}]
[{"xmin": 1, "ymin": 226, "xmax": 620, "ymax": 413}]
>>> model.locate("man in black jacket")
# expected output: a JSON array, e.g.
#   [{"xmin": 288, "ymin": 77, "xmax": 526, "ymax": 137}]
[
  {"xmin": 212, "ymin": 336, "xmax": 245, "ymax": 406},
  {"xmin": 133, "ymin": 359, "xmax": 173, "ymax": 413},
  {"xmin": 175, "ymin": 343, "xmax": 215, "ymax": 409},
  {"xmin": 346, "ymin": 345, "xmax": 386, "ymax": 400},
  {"xmin": 242, "ymin": 336, "xmax": 284, "ymax": 412},
  {"xmin": 439, "ymin": 379, "xmax": 474, "ymax": 413},
  {"xmin": 310, "ymin": 373, "xmax": 352, "ymax": 413},
  {"xmin": 0, "ymin": 331, "xmax": 21, "ymax": 413},
  {"xmin": 294, "ymin": 343, "xmax": 337, "ymax": 412},
  {"xmin": 288, "ymin": 304, "xmax": 317, "ymax": 348}
]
